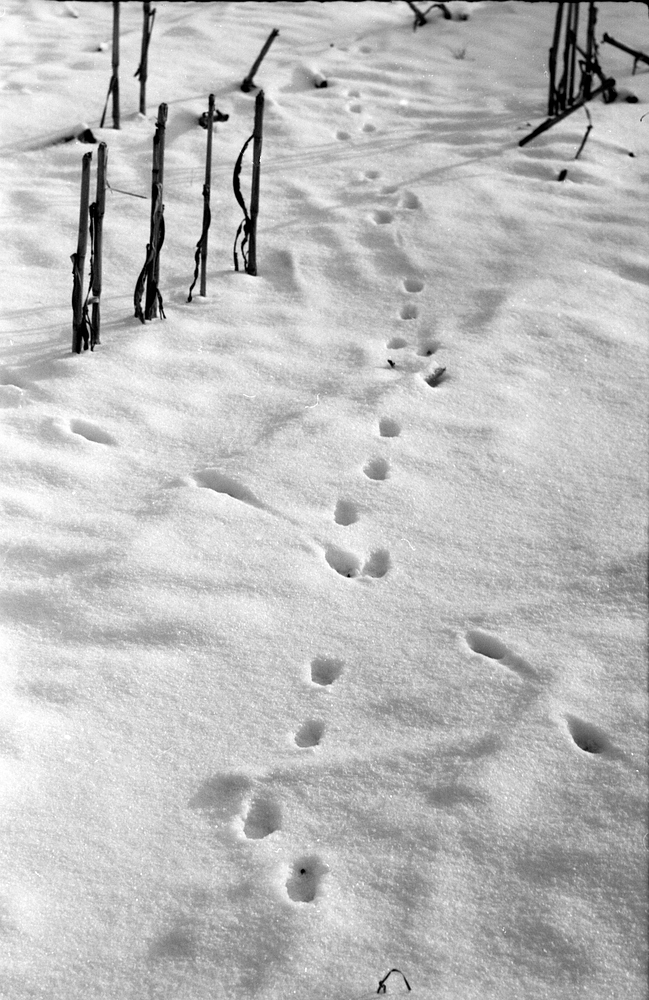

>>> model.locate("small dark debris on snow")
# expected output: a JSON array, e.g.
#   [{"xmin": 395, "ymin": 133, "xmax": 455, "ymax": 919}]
[
  {"xmin": 628, "ymin": 151, "xmax": 635, "ymax": 157},
  {"xmin": 387, "ymin": 359, "xmax": 396, "ymax": 368},
  {"xmin": 199, "ymin": 109, "xmax": 229, "ymax": 128},
  {"xmin": 557, "ymin": 168, "xmax": 568, "ymax": 181}
]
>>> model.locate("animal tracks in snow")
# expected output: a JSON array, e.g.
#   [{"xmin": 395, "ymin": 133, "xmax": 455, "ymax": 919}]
[
  {"xmin": 285, "ymin": 855, "xmax": 329, "ymax": 903},
  {"xmin": 378, "ymin": 417, "xmax": 400, "ymax": 437},
  {"xmin": 324, "ymin": 544, "xmax": 390, "ymax": 579},
  {"xmin": 189, "ymin": 772, "xmax": 281, "ymax": 839},
  {"xmin": 399, "ymin": 303, "xmax": 418, "ymax": 320},
  {"xmin": 372, "ymin": 209, "xmax": 394, "ymax": 225},
  {"xmin": 310, "ymin": 655, "xmax": 344, "ymax": 687},
  {"xmin": 465, "ymin": 629, "xmax": 538, "ymax": 680},
  {"xmin": 242, "ymin": 794, "xmax": 282, "ymax": 840},
  {"xmin": 294, "ymin": 718, "xmax": 325, "ymax": 748},
  {"xmin": 334, "ymin": 498, "xmax": 360, "ymax": 525},
  {"xmin": 363, "ymin": 456, "xmax": 390, "ymax": 480}
]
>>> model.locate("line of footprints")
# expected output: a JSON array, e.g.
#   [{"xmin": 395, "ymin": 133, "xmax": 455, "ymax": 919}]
[{"xmin": 188, "ymin": 631, "xmax": 621, "ymax": 907}]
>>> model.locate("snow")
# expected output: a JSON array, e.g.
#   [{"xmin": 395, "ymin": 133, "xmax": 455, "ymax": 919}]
[{"xmin": 0, "ymin": 1, "xmax": 647, "ymax": 998}]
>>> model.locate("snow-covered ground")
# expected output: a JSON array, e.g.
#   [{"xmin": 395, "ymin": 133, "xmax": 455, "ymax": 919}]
[{"xmin": 0, "ymin": 2, "xmax": 647, "ymax": 998}]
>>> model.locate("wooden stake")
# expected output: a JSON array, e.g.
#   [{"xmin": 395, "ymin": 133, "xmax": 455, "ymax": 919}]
[
  {"xmin": 582, "ymin": 2, "xmax": 597, "ymax": 101},
  {"xmin": 111, "ymin": 1, "xmax": 120, "ymax": 129},
  {"xmin": 200, "ymin": 93, "xmax": 215, "ymax": 296},
  {"xmin": 518, "ymin": 77, "xmax": 616, "ymax": 147},
  {"xmin": 90, "ymin": 142, "xmax": 107, "ymax": 349},
  {"xmin": 145, "ymin": 103, "xmax": 167, "ymax": 319},
  {"xmin": 548, "ymin": 2, "xmax": 564, "ymax": 116},
  {"xmin": 247, "ymin": 90, "xmax": 264, "ymax": 277},
  {"xmin": 567, "ymin": 2, "xmax": 579, "ymax": 107},
  {"xmin": 71, "ymin": 151, "xmax": 92, "ymax": 354},
  {"xmin": 137, "ymin": 2, "xmax": 155, "ymax": 116},
  {"xmin": 241, "ymin": 29, "xmax": 278, "ymax": 92},
  {"xmin": 601, "ymin": 32, "xmax": 649, "ymax": 69}
]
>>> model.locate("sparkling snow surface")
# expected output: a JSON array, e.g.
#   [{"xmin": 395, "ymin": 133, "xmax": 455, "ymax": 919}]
[{"xmin": 0, "ymin": 2, "xmax": 647, "ymax": 999}]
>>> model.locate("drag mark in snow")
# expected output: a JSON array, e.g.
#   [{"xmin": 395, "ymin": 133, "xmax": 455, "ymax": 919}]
[
  {"xmin": 285, "ymin": 855, "xmax": 329, "ymax": 902},
  {"xmin": 465, "ymin": 629, "xmax": 538, "ymax": 680},
  {"xmin": 363, "ymin": 457, "xmax": 390, "ymax": 480},
  {"xmin": 191, "ymin": 470, "xmax": 264, "ymax": 508},
  {"xmin": 310, "ymin": 656, "xmax": 344, "ymax": 686},
  {"xmin": 334, "ymin": 499, "xmax": 359, "ymax": 525},
  {"xmin": 564, "ymin": 714, "xmax": 612, "ymax": 756},
  {"xmin": 294, "ymin": 719, "xmax": 325, "ymax": 748},
  {"xmin": 189, "ymin": 772, "xmax": 253, "ymax": 825},
  {"xmin": 466, "ymin": 630, "xmax": 507, "ymax": 659},
  {"xmin": 69, "ymin": 418, "xmax": 117, "ymax": 445},
  {"xmin": 0, "ymin": 384, "xmax": 24, "ymax": 407}
]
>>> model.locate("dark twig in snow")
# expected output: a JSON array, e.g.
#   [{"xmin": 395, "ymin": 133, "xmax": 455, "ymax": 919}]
[
  {"xmin": 241, "ymin": 29, "xmax": 279, "ymax": 92},
  {"xmin": 377, "ymin": 969, "xmax": 411, "ymax": 993},
  {"xmin": 574, "ymin": 105, "xmax": 593, "ymax": 159},
  {"xmin": 601, "ymin": 32, "xmax": 649, "ymax": 74}
]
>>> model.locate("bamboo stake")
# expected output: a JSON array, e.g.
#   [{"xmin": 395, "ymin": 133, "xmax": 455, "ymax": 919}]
[
  {"xmin": 137, "ymin": 2, "xmax": 155, "ymax": 115},
  {"xmin": 602, "ymin": 32, "xmax": 649, "ymax": 69},
  {"xmin": 548, "ymin": 2, "xmax": 564, "ymax": 116},
  {"xmin": 111, "ymin": 0, "xmax": 120, "ymax": 129},
  {"xmin": 90, "ymin": 142, "xmax": 107, "ymax": 349},
  {"xmin": 247, "ymin": 90, "xmax": 264, "ymax": 277},
  {"xmin": 558, "ymin": 2, "xmax": 574, "ymax": 112},
  {"xmin": 145, "ymin": 103, "xmax": 167, "ymax": 319},
  {"xmin": 567, "ymin": 2, "xmax": 579, "ymax": 107},
  {"xmin": 241, "ymin": 29, "xmax": 278, "ymax": 92},
  {"xmin": 582, "ymin": 2, "xmax": 596, "ymax": 100},
  {"xmin": 71, "ymin": 152, "xmax": 92, "ymax": 354},
  {"xmin": 518, "ymin": 77, "xmax": 616, "ymax": 147},
  {"xmin": 200, "ymin": 93, "xmax": 215, "ymax": 296}
]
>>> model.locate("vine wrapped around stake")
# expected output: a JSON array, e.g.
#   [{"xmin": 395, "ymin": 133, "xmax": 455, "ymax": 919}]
[
  {"xmin": 71, "ymin": 151, "xmax": 92, "ymax": 353},
  {"xmin": 134, "ymin": 103, "xmax": 167, "ymax": 322},
  {"xmin": 88, "ymin": 142, "xmax": 107, "ymax": 349},
  {"xmin": 188, "ymin": 93, "xmax": 215, "ymax": 302},
  {"xmin": 232, "ymin": 90, "xmax": 264, "ymax": 276},
  {"xmin": 135, "ymin": 2, "xmax": 156, "ymax": 116},
  {"xmin": 99, "ymin": 1, "xmax": 121, "ymax": 128}
]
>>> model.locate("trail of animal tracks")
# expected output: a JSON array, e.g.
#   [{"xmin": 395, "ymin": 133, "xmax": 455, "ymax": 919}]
[{"xmin": 0, "ymin": 3, "xmax": 647, "ymax": 999}]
